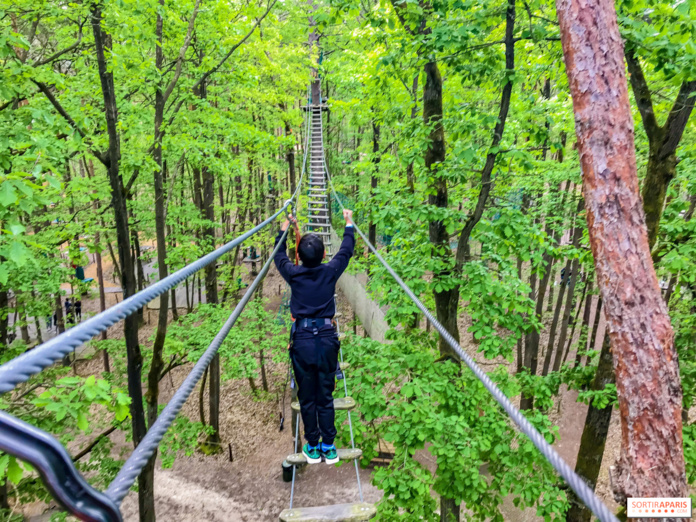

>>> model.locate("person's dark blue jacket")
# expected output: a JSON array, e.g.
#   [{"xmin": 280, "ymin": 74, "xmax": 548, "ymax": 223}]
[{"xmin": 274, "ymin": 226, "xmax": 355, "ymax": 319}]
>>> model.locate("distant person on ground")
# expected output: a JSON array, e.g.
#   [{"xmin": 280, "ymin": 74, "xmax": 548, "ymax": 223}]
[
  {"xmin": 274, "ymin": 209, "xmax": 355, "ymax": 465},
  {"xmin": 74, "ymin": 300, "xmax": 82, "ymax": 322},
  {"xmin": 64, "ymin": 299, "xmax": 73, "ymax": 325}
]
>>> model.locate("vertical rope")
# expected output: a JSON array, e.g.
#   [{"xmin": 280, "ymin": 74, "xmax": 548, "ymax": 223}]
[{"xmin": 336, "ymin": 318, "xmax": 364, "ymax": 503}]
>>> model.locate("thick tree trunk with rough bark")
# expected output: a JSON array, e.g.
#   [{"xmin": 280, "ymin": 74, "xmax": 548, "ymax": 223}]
[{"xmin": 557, "ymin": 0, "xmax": 686, "ymax": 503}]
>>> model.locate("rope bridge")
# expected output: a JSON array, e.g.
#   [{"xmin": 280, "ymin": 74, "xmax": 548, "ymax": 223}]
[{"xmin": 0, "ymin": 82, "xmax": 618, "ymax": 522}]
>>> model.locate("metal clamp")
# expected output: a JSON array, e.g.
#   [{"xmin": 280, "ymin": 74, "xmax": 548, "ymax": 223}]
[
  {"xmin": 0, "ymin": 411, "xmax": 122, "ymax": 522},
  {"xmin": 284, "ymin": 199, "xmax": 295, "ymax": 220}
]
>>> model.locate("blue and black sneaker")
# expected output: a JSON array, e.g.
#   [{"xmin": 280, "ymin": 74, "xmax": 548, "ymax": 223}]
[
  {"xmin": 321, "ymin": 443, "xmax": 339, "ymax": 465},
  {"xmin": 302, "ymin": 443, "xmax": 321, "ymax": 464}
]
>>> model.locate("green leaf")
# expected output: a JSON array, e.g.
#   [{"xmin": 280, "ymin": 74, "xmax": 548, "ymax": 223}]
[
  {"xmin": 77, "ymin": 412, "xmax": 89, "ymax": 432},
  {"xmin": 8, "ymin": 240, "xmax": 29, "ymax": 267},
  {"xmin": 9, "ymin": 223, "xmax": 25, "ymax": 236},
  {"xmin": 7, "ymin": 456, "xmax": 23, "ymax": 484},
  {"xmin": 0, "ymin": 181, "xmax": 17, "ymax": 207}
]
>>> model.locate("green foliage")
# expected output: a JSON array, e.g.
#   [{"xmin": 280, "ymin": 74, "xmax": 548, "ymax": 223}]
[{"xmin": 339, "ymin": 332, "xmax": 567, "ymax": 520}]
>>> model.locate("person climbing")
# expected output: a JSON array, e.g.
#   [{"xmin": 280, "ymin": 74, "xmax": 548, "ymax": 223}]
[{"xmin": 274, "ymin": 209, "xmax": 355, "ymax": 465}]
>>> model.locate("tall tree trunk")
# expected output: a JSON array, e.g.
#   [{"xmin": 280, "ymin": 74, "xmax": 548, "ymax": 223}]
[
  {"xmin": 31, "ymin": 289, "xmax": 43, "ymax": 344},
  {"xmin": 557, "ymin": 0, "xmax": 686, "ymax": 502},
  {"xmin": 369, "ymin": 119, "xmax": 380, "ymax": 247},
  {"xmin": 142, "ymin": 4, "xmax": 170, "ymax": 518},
  {"xmin": 54, "ymin": 293, "xmax": 65, "ymax": 335},
  {"xmin": 566, "ymin": 334, "xmax": 614, "ymax": 522},
  {"xmin": 95, "ymin": 235, "xmax": 110, "ymax": 372},
  {"xmin": 423, "ymin": 60, "xmax": 459, "ymax": 361},
  {"xmin": 521, "ymin": 183, "xmax": 570, "ymax": 408},
  {"xmin": 286, "ymin": 115, "xmax": 296, "ymax": 196},
  {"xmin": 0, "ymin": 479, "xmax": 8, "ymax": 511},
  {"xmin": 624, "ymin": 48, "xmax": 696, "ymax": 250},
  {"xmin": 90, "ymin": 5, "xmax": 151, "ymax": 519},
  {"xmin": 552, "ymin": 260, "xmax": 580, "ymax": 373},
  {"xmin": 541, "ymin": 258, "xmax": 570, "ymax": 376},
  {"xmin": 20, "ymin": 305, "xmax": 30, "ymax": 343},
  {"xmin": 548, "ymin": 200, "xmax": 584, "ymax": 374},
  {"xmin": 406, "ymin": 74, "xmax": 419, "ymax": 194},
  {"xmin": 562, "ymin": 274, "xmax": 590, "ymax": 367},
  {"xmin": 574, "ymin": 280, "xmax": 595, "ymax": 367},
  {"xmin": 0, "ymin": 290, "xmax": 7, "ymax": 349},
  {"xmin": 198, "ymin": 74, "xmax": 221, "ymax": 448}
]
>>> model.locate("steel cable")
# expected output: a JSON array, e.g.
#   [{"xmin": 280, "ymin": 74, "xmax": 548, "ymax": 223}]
[
  {"xmin": 0, "ymin": 107, "xmax": 311, "ymax": 397},
  {"xmin": 323, "ymin": 161, "xmax": 619, "ymax": 522},
  {"xmin": 106, "ymin": 227, "xmax": 290, "ymax": 504}
]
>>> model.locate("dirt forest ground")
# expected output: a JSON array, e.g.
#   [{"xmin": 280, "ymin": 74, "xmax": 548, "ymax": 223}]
[{"xmin": 17, "ymin": 254, "xmax": 629, "ymax": 521}]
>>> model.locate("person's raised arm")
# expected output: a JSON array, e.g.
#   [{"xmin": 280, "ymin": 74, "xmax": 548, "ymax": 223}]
[
  {"xmin": 328, "ymin": 209, "xmax": 355, "ymax": 277},
  {"xmin": 274, "ymin": 215, "xmax": 297, "ymax": 282}
]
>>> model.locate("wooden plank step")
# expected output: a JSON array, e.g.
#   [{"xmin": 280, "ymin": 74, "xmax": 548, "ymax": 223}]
[
  {"xmin": 285, "ymin": 447, "xmax": 362, "ymax": 466},
  {"xmin": 279, "ymin": 502, "xmax": 376, "ymax": 521},
  {"xmin": 291, "ymin": 397, "xmax": 355, "ymax": 412},
  {"xmin": 308, "ymin": 223, "xmax": 330, "ymax": 227}
]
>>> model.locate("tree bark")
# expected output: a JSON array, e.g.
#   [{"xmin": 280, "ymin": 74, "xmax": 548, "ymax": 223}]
[
  {"xmin": 557, "ymin": 0, "xmax": 686, "ymax": 503},
  {"xmin": 552, "ymin": 259, "xmax": 579, "ymax": 373},
  {"xmin": 423, "ymin": 59, "xmax": 459, "ymax": 361},
  {"xmin": 142, "ymin": 4, "xmax": 170, "ymax": 519},
  {"xmin": 369, "ymin": 119, "xmax": 380, "ymax": 247},
  {"xmin": 95, "ymin": 236, "xmax": 110, "ymax": 372},
  {"xmin": 406, "ymin": 75, "xmax": 419, "ymax": 194},
  {"xmin": 566, "ymin": 334, "xmax": 614, "ymax": 522},
  {"xmin": 624, "ymin": 48, "xmax": 696, "ymax": 249},
  {"xmin": 542, "ymin": 258, "xmax": 571, "ymax": 376},
  {"xmin": 90, "ymin": 5, "xmax": 151, "ymax": 519},
  {"xmin": 0, "ymin": 290, "xmax": 7, "ymax": 349},
  {"xmin": 197, "ymin": 75, "xmax": 221, "ymax": 448},
  {"xmin": 286, "ymin": 115, "xmax": 296, "ymax": 196},
  {"xmin": 562, "ymin": 274, "xmax": 590, "ymax": 367},
  {"xmin": 549, "ymin": 199, "xmax": 585, "ymax": 374}
]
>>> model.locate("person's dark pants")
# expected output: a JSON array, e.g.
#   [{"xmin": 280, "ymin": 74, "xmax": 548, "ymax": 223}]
[{"xmin": 291, "ymin": 323, "xmax": 339, "ymax": 447}]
